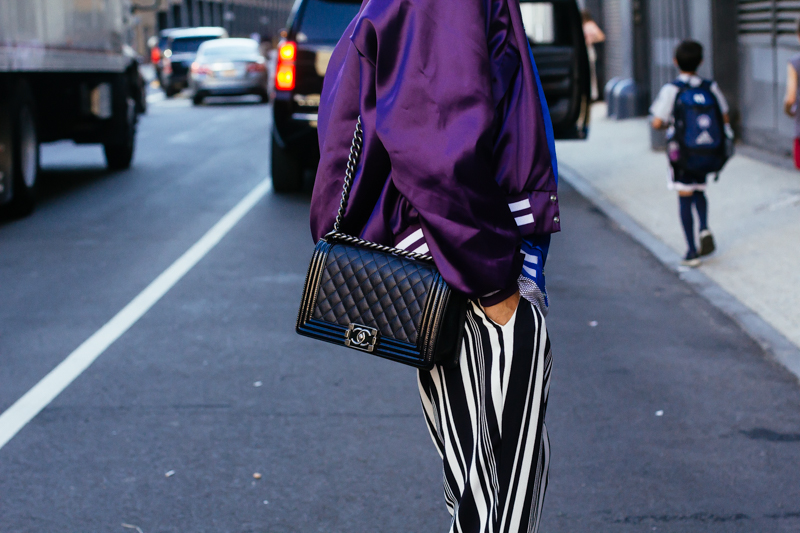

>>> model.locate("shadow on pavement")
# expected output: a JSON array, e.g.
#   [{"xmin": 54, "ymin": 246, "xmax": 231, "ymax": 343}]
[
  {"xmin": 196, "ymin": 95, "xmax": 267, "ymax": 106},
  {"xmin": 0, "ymin": 166, "xmax": 114, "ymax": 225},
  {"xmin": 36, "ymin": 167, "xmax": 114, "ymax": 202}
]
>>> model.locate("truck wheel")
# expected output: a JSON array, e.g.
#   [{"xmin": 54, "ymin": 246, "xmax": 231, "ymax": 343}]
[
  {"xmin": 0, "ymin": 84, "xmax": 39, "ymax": 218},
  {"xmin": 135, "ymin": 70, "xmax": 147, "ymax": 115},
  {"xmin": 271, "ymin": 135, "xmax": 302, "ymax": 193},
  {"xmin": 104, "ymin": 96, "xmax": 136, "ymax": 170}
]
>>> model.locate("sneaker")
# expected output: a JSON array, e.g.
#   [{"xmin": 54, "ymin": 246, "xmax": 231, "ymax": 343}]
[
  {"xmin": 681, "ymin": 250, "xmax": 701, "ymax": 267},
  {"xmin": 699, "ymin": 230, "xmax": 716, "ymax": 256}
]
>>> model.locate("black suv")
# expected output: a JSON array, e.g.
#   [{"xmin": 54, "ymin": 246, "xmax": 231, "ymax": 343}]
[
  {"xmin": 270, "ymin": 0, "xmax": 361, "ymax": 192},
  {"xmin": 270, "ymin": 0, "xmax": 589, "ymax": 192},
  {"xmin": 521, "ymin": 0, "xmax": 591, "ymax": 139}
]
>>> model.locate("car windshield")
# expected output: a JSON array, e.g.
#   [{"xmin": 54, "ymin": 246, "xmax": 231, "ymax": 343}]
[
  {"xmin": 296, "ymin": 0, "xmax": 361, "ymax": 44},
  {"xmin": 520, "ymin": 1, "xmax": 575, "ymax": 46},
  {"xmin": 170, "ymin": 36, "xmax": 221, "ymax": 53}
]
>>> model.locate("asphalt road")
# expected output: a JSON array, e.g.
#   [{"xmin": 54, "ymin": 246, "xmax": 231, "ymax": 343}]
[{"xmin": 0, "ymin": 96, "xmax": 798, "ymax": 532}]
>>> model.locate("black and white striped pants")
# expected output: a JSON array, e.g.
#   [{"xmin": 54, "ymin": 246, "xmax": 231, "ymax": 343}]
[{"xmin": 418, "ymin": 299, "xmax": 552, "ymax": 533}]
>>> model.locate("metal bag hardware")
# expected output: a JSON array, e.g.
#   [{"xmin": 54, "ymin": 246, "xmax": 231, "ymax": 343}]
[
  {"xmin": 345, "ymin": 324, "xmax": 379, "ymax": 352},
  {"xmin": 296, "ymin": 116, "xmax": 467, "ymax": 369}
]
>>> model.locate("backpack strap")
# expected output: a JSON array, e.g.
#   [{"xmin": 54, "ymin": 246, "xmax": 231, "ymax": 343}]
[
  {"xmin": 673, "ymin": 79, "xmax": 714, "ymax": 92},
  {"xmin": 698, "ymin": 79, "xmax": 723, "ymax": 112},
  {"xmin": 671, "ymin": 80, "xmax": 689, "ymax": 113}
]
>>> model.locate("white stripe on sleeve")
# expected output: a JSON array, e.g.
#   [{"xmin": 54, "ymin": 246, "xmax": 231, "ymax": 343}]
[
  {"xmin": 508, "ymin": 199, "xmax": 531, "ymax": 213},
  {"xmin": 396, "ymin": 228, "xmax": 424, "ymax": 250},
  {"xmin": 413, "ymin": 243, "xmax": 430, "ymax": 255},
  {"xmin": 514, "ymin": 214, "xmax": 535, "ymax": 226}
]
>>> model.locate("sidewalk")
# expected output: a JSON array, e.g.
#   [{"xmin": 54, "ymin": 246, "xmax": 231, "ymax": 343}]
[{"xmin": 556, "ymin": 104, "xmax": 800, "ymax": 376}]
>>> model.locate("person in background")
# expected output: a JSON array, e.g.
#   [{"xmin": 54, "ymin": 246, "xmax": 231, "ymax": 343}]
[
  {"xmin": 582, "ymin": 9, "xmax": 605, "ymax": 101},
  {"xmin": 258, "ymin": 32, "xmax": 273, "ymax": 58},
  {"xmin": 783, "ymin": 19, "xmax": 800, "ymax": 169},
  {"xmin": 650, "ymin": 40, "xmax": 730, "ymax": 266}
]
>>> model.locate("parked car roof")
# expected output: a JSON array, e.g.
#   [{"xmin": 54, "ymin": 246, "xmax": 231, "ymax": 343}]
[
  {"xmin": 197, "ymin": 38, "xmax": 262, "ymax": 59},
  {"xmin": 199, "ymin": 38, "xmax": 258, "ymax": 50},
  {"xmin": 159, "ymin": 28, "xmax": 186, "ymax": 37},
  {"xmin": 167, "ymin": 27, "xmax": 229, "ymax": 40}
]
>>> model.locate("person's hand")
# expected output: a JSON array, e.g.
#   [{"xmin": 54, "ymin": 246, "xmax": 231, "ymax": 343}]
[
  {"xmin": 784, "ymin": 100, "xmax": 796, "ymax": 117},
  {"xmin": 484, "ymin": 291, "xmax": 520, "ymax": 327}
]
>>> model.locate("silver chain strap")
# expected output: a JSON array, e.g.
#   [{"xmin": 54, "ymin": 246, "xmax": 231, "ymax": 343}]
[
  {"xmin": 325, "ymin": 115, "xmax": 432, "ymax": 264},
  {"xmin": 332, "ymin": 116, "xmax": 363, "ymax": 232}
]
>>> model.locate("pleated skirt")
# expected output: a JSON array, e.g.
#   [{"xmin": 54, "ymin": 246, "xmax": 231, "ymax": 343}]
[{"xmin": 418, "ymin": 299, "xmax": 552, "ymax": 533}]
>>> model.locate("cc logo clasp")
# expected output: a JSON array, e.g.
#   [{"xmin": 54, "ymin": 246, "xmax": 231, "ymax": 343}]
[{"xmin": 345, "ymin": 323, "xmax": 379, "ymax": 353}]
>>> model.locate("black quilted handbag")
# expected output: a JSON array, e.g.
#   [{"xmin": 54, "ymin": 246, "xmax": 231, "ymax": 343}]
[{"xmin": 296, "ymin": 117, "xmax": 467, "ymax": 369}]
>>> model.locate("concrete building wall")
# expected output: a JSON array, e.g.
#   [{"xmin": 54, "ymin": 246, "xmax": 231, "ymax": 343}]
[
  {"xmin": 646, "ymin": 0, "xmax": 715, "ymax": 100},
  {"xmin": 736, "ymin": 1, "xmax": 800, "ymax": 155},
  {"xmin": 129, "ymin": 0, "xmax": 294, "ymax": 58},
  {"xmin": 596, "ymin": 0, "xmax": 800, "ymax": 155}
]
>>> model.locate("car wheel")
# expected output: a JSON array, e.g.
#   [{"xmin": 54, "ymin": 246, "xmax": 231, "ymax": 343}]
[
  {"xmin": 192, "ymin": 93, "xmax": 204, "ymax": 106},
  {"xmin": 104, "ymin": 76, "xmax": 137, "ymax": 170},
  {"xmin": 258, "ymin": 90, "xmax": 269, "ymax": 104},
  {"xmin": 0, "ymin": 82, "xmax": 39, "ymax": 218},
  {"xmin": 271, "ymin": 135, "xmax": 302, "ymax": 193}
]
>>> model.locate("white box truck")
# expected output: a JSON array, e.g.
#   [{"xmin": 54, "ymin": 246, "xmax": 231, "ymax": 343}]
[{"xmin": 0, "ymin": 0, "xmax": 148, "ymax": 216}]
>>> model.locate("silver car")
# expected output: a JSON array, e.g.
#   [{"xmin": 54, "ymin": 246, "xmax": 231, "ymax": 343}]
[{"xmin": 189, "ymin": 38, "xmax": 269, "ymax": 105}]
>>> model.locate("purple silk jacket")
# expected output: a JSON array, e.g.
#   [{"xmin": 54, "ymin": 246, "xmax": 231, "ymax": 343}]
[{"xmin": 310, "ymin": 0, "xmax": 560, "ymax": 305}]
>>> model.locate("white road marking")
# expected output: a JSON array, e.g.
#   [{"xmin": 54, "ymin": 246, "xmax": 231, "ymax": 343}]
[{"xmin": 0, "ymin": 178, "xmax": 272, "ymax": 451}]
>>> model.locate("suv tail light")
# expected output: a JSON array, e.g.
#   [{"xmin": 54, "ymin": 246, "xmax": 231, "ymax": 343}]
[
  {"xmin": 276, "ymin": 41, "xmax": 296, "ymax": 91},
  {"xmin": 151, "ymin": 47, "xmax": 161, "ymax": 63},
  {"xmin": 279, "ymin": 41, "xmax": 296, "ymax": 61}
]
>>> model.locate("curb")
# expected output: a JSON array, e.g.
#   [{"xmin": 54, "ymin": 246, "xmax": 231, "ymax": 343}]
[{"xmin": 559, "ymin": 163, "xmax": 800, "ymax": 383}]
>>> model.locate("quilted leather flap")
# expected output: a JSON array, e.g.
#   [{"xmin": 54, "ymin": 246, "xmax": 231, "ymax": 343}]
[{"xmin": 312, "ymin": 244, "xmax": 436, "ymax": 345}]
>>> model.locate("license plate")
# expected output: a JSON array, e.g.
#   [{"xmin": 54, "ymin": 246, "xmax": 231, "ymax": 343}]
[{"xmin": 221, "ymin": 69, "xmax": 239, "ymax": 78}]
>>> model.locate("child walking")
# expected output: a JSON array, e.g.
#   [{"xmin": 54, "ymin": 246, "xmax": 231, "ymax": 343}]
[{"xmin": 650, "ymin": 40, "xmax": 731, "ymax": 266}]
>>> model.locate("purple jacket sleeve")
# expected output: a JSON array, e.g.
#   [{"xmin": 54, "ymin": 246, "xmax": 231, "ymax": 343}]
[{"xmin": 350, "ymin": 0, "xmax": 523, "ymax": 302}]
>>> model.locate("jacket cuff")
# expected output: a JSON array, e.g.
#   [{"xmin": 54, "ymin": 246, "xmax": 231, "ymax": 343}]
[
  {"xmin": 479, "ymin": 281, "xmax": 520, "ymax": 307},
  {"xmin": 507, "ymin": 191, "xmax": 561, "ymax": 237}
]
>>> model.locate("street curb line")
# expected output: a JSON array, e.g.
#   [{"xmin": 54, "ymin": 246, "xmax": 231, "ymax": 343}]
[{"xmin": 559, "ymin": 163, "xmax": 800, "ymax": 383}]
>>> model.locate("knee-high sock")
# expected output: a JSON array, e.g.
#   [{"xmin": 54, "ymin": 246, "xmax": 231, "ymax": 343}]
[
  {"xmin": 693, "ymin": 191, "xmax": 708, "ymax": 231},
  {"xmin": 679, "ymin": 195, "xmax": 696, "ymax": 253}
]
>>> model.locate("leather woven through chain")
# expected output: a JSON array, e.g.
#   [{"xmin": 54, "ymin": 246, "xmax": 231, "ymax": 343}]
[
  {"xmin": 329, "ymin": 116, "xmax": 432, "ymax": 264},
  {"xmin": 312, "ymin": 243, "xmax": 436, "ymax": 345}
]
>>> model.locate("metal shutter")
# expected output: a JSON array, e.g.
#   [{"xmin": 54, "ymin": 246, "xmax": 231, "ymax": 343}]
[
  {"xmin": 603, "ymin": 0, "xmax": 626, "ymax": 79},
  {"xmin": 738, "ymin": 0, "xmax": 800, "ymax": 37},
  {"xmin": 648, "ymin": 0, "xmax": 692, "ymax": 107}
]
